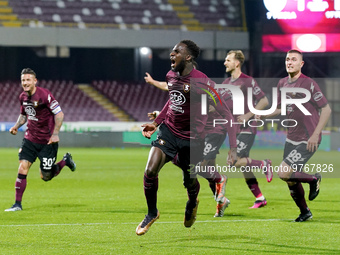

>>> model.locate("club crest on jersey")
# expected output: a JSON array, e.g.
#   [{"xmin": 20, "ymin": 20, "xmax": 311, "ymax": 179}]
[
  {"xmin": 253, "ymin": 86, "xmax": 261, "ymax": 95},
  {"xmin": 33, "ymin": 101, "xmax": 39, "ymax": 107},
  {"xmin": 183, "ymin": 84, "xmax": 190, "ymax": 93},
  {"xmin": 158, "ymin": 139, "xmax": 166, "ymax": 145}
]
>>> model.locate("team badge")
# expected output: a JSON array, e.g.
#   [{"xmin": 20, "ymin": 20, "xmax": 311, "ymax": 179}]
[
  {"xmin": 253, "ymin": 86, "xmax": 261, "ymax": 95},
  {"xmin": 158, "ymin": 139, "xmax": 166, "ymax": 145},
  {"xmin": 313, "ymin": 92, "xmax": 323, "ymax": 101},
  {"xmin": 183, "ymin": 84, "xmax": 190, "ymax": 93},
  {"xmin": 33, "ymin": 101, "xmax": 39, "ymax": 107}
]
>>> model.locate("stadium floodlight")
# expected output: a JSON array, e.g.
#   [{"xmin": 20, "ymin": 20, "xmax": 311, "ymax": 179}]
[{"xmin": 140, "ymin": 47, "xmax": 151, "ymax": 56}]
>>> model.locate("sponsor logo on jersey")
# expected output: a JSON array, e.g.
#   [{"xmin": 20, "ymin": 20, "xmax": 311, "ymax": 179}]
[
  {"xmin": 25, "ymin": 106, "xmax": 38, "ymax": 121},
  {"xmin": 170, "ymin": 90, "xmax": 186, "ymax": 105},
  {"xmin": 313, "ymin": 92, "xmax": 323, "ymax": 101},
  {"xmin": 183, "ymin": 84, "xmax": 190, "ymax": 93},
  {"xmin": 25, "ymin": 106, "xmax": 36, "ymax": 116}
]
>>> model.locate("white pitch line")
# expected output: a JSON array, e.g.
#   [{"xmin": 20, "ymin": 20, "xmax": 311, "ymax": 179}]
[{"xmin": 0, "ymin": 218, "xmax": 289, "ymax": 227}]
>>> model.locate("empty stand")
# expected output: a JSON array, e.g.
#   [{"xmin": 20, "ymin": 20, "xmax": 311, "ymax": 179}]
[
  {"xmin": 8, "ymin": 0, "xmax": 182, "ymax": 28},
  {"xmin": 7, "ymin": 0, "xmax": 244, "ymax": 31},
  {"xmin": 0, "ymin": 80, "xmax": 119, "ymax": 122},
  {"xmin": 0, "ymin": 79, "xmax": 168, "ymax": 122},
  {"xmin": 92, "ymin": 80, "xmax": 168, "ymax": 121}
]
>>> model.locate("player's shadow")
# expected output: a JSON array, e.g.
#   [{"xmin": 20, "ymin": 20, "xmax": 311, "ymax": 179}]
[{"xmin": 157, "ymin": 234, "xmax": 339, "ymax": 254}]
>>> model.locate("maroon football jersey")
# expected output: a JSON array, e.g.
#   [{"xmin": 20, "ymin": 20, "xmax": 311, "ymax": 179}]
[
  {"xmin": 205, "ymin": 73, "xmax": 265, "ymax": 135},
  {"xmin": 221, "ymin": 73, "xmax": 266, "ymax": 134},
  {"xmin": 154, "ymin": 68, "xmax": 236, "ymax": 147},
  {"xmin": 19, "ymin": 86, "xmax": 62, "ymax": 144},
  {"xmin": 205, "ymin": 87, "xmax": 233, "ymax": 135},
  {"xmin": 277, "ymin": 74, "xmax": 328, "ymax": 144}
]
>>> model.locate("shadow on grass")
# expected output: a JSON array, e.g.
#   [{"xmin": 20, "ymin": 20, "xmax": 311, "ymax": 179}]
[{"xmin": 139, "ymin": 234, "xmax": 340, "ymax": 254}]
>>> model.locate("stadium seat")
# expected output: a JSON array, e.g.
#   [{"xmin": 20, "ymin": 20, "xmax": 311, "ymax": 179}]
[
  {"xmin": 0, "ymin": 81, "xmax": 119, "ymax": 122},
  {"xmin": 7, "ymin": 0, "xmax": 242, "ymax": 30},
  {"xmin": 92, "ymin": 80, "xmax": 168, "ymax": 121}
]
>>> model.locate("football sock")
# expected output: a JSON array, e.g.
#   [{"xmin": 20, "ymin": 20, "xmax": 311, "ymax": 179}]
[
  {"xmin": 144, "ymin": 174, "xmax": 159, "ymax": 217},
  {"xmin": 187, "ymin": 179, "xmax": 200, "ymax": 203},
  {"xmin": 15, "ymin": 174, "xmax": 27, "ymax": 204},
  {"xmin": 256, "ymin": 195, "xmax": 265, "ymax": 201},
  {"xmin": 249, "ymin": 159, "xmax": 263, "ymax": 168},
  {"xmin": 288, "ymin": 182, "xmax": 308, "ymax": 214},
  {"xmin": 198, "ymin": 166, "xmax": 222, "ymax": 184},
  {"xmin": 52, "ymin": 163, "xmax": 63, "ymax": 177},
  {"xmin": 246, "ymin": 178, "xmax": 262, "ymax": 198},
  {"xmin": 208, "ymin": 181, "xmax": 216, "ymax": 195},
  {"xmin": 195, "ymin": 161, "xmax": 220, "ymax": 195},
  {"xmin": 57, "ymin": 160, "xmax": 66, "ymax": 171},
  {"xmin": 289, "ymin": 171, "xmax": 316, "ymax": 183}
]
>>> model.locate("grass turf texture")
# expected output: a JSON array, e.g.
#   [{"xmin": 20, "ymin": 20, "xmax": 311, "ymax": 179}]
[{"xmin": 0, "ymin": 147, "xmax": 339, "ymax": 254}]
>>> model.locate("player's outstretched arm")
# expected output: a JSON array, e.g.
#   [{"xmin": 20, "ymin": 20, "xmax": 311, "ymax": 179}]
[
  {"xmin": 9, "ymin": 114, "xmax": 27, "ymax": 135},
  {"xmin": 307, "ymin": 104, "xmax": 331, "ymax": 152},
  {"xmin": 48, "ymin": 111, "xmax": 64, "ymax": 144},
  {"xmin": 258, "ymin": 108, "xmax": 281, "ymax": 120},
  {"xmin": 144, "ymin": 72, "xmax": 168, "ymax": 91}
]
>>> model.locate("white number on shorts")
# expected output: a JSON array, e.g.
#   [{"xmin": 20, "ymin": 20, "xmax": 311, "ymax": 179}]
[
  {"xmin": 203, "ymin": 143, "xmax": 213, "ymax": 155},
  {"xmin": 286, "ymin": 149, "xmax": 302, "ymax": 164},
  {"xmin": 42, "ymin": 157, "xmax": 56, "ymax": 167},
  {"xmin": 237, "ymin": 140, "xmax": 247, "ymax": 154}
]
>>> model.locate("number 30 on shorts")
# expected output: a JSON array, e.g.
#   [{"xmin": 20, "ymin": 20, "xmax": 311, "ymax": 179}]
[{"xmin": 42, "ymin": 157, "xmax": 56, "ymax": 167}]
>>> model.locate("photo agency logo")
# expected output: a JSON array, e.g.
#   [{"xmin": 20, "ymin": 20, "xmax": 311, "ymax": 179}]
[{"xmin": 200, "ymin": 84, "xmax": 313, "ymax": 128}]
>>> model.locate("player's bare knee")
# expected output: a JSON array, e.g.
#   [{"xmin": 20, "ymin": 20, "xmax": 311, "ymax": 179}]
[
  {"xmin": 144, "ymin": 167, "xmax": 158, "ymax": 177},
  {"xmin": 234, "ymin": 157, "xmax": 246, "ymax": 168},
  {"xmin": 277, "ymin": 162, "xmax": 292, "ymax": 181},
  {"xmin": 18, "ymin": 164, "xmax": 29, "ymax": 175},
  {"xmin": 277, "ymin": 170, "xmax": 290, "ymax": 181},
  {"xmin": 234, "ymin": 160, "xmax": 242, "ymax": 168}
]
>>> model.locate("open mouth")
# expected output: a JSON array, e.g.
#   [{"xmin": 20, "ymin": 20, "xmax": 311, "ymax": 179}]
[{"xmin": 171, "ymin": 59, "xmax": 175, "ymax": 68}]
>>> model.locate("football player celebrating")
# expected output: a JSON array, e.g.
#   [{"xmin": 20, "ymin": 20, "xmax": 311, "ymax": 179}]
[
  {"xmin": 263, "ymin": 50, "xmax": 331, "ymax": 222},
  {"xmin": 5, "ymin": 68, "xmax": 76, "ymax": 212},
  {"xmin": 136, "ymin": 40, "xmax": 237, "ymax": 235}
]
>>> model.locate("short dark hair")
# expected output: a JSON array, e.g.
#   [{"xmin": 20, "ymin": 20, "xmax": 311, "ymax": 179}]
[
  {"xmin": 287, "ymin": 49, "xmax": 303, "ymax": 59},
  {"xmin": 227, "ymin": 50, "xmax": 245, "ymax": 66},
  {"xmin": 180, "ymin": 40, "xmax": 200, "ymax": 60},
  {"xmin": 21, "ymin": 68, "xmax": 36, "ymax": 77}
]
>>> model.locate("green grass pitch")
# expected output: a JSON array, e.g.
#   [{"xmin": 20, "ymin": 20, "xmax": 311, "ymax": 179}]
[{"xmin": 0, "ymin": 147, "xmax": 339, "ymax": 254}]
